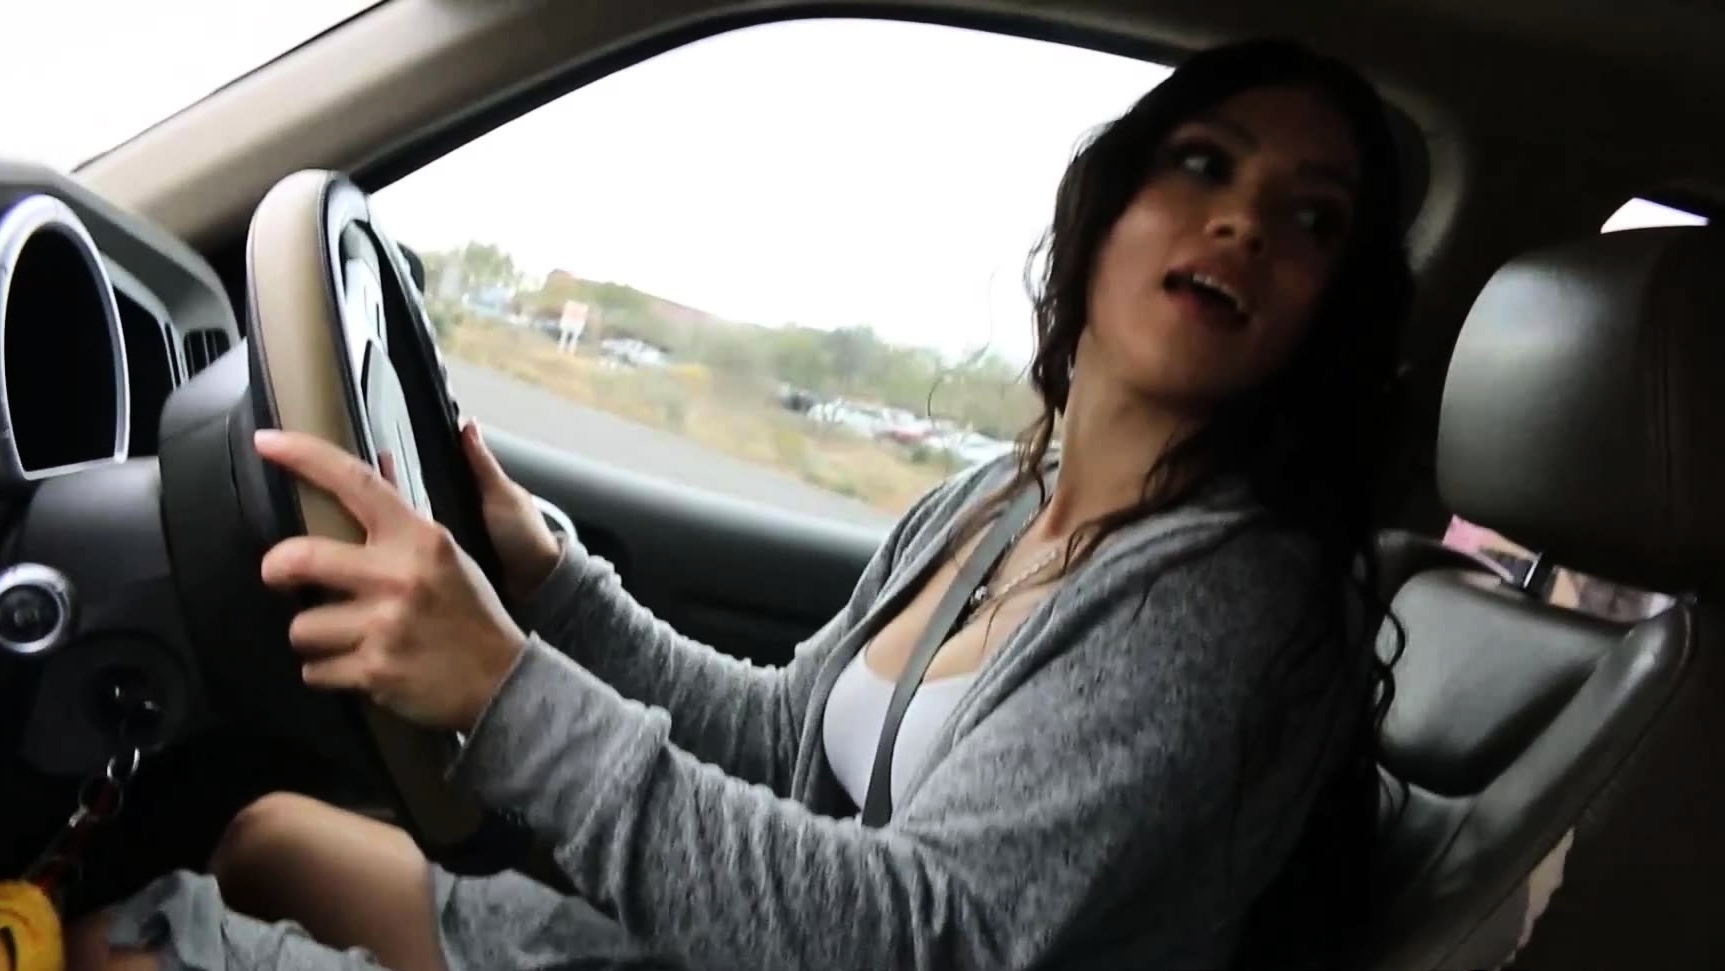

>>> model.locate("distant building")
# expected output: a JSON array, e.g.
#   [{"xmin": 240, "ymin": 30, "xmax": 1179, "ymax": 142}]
[
  {"xmin": 462, "ymin": 284, "xmax": 515, "ymax": 323},
  {"xmin": 642, "ymin": 293, "xmax": 719, "ymax": 329}
]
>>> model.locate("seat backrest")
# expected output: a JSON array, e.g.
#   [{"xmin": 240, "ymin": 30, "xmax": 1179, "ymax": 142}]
[
  {"xmin": 1366, "ymin": 533, "xmax": 1692, "ymax": 969},
  {"xmin": 1361, "ymin": 226, "xmax": 1725, "ymax": 970}
]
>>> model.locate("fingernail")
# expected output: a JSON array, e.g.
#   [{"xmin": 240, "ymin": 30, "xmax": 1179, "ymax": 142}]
[{"xmin": 254, "ymin": 429, "xmax": 282, "ymax": 447}]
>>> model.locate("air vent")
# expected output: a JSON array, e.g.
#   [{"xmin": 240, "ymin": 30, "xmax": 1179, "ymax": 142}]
[{"xmin": 182, "ymin": 328, "xmax": 232, "ymax": 376}]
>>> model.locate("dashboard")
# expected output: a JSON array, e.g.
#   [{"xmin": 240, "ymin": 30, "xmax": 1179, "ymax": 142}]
[
  {"xmin": 0, "ymin": 160, "xmax": 239, "ymax": 480},
  {"xmin": 0, "ymin": 160, "xmax": 581, "ymax": 895},
  {"xmin": 0, "ymin": 161, "xmax": 240, "ymax": 782}
]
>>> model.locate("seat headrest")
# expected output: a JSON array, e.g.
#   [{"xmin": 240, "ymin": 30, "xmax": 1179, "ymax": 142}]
[{"xmin": 1438, "ymin": 226, "xmax": 1725, "ymax": 595}]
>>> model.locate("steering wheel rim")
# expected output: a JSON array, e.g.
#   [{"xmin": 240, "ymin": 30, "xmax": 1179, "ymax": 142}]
[{"xmin": 244, "ymin": 169, "xmax": 489, "ymax": 849}]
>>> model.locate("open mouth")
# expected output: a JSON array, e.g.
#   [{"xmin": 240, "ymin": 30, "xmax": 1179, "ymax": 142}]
[{"xmin": 1163, "ymin": 270, "xmax": 1251, "ymax": 325}]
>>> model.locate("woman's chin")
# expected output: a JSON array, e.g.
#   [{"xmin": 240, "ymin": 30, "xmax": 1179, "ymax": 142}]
[{"xmin": 1106, "ymin": 341, "xmax": 1242, "ymax": 403}]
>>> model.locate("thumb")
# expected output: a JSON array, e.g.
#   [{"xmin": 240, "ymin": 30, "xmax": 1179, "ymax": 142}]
[{"xmin": 461, "ymin": 419, "xmax": 509, "ymax": 490}]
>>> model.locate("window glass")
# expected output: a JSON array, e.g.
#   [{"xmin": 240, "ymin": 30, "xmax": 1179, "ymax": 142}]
[
  {"xmin": 373, "ymin": 20, "xmax": 1168, "ymax": 528},
  {"xmin": 1600, "ymin": 197, "xmax": 1707, "ymax": 233},
  {"xmin": 1, "ymin": 0, "xmax": 387, "ymax": 169},
  {"xmin": 1441, "ymin": 194, "xmax": 1702, "ymax": 620}
]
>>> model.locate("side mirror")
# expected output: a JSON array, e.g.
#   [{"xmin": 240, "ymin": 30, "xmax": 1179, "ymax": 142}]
[{"xmin": 397, "ymin": 242, "xmax": 427, "ymax": 293}]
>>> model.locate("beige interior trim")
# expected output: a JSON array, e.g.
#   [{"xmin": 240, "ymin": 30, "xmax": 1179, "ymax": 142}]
[{"xmin": 247, "ymin": 168, "xmax": 482, "ymax": 846}]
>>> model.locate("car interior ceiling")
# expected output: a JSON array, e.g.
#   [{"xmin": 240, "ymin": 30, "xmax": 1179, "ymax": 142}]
[{"xmin": 9, "ymin": 0, "xmax": 1725, "ymax": 965}]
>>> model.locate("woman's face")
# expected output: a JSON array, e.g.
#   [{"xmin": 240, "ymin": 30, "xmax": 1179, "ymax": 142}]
[{"xmin": 1082, "ymin": 84, "xmax": 1361, "ymax": 407}]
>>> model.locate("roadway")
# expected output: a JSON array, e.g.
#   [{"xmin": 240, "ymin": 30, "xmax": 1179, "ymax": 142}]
[{"xmin": 444, "ymin": 359, "xmax": 896, "ymax": 528}]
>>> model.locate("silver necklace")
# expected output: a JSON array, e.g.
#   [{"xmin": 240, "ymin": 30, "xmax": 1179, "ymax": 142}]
[
  {"xmin": 965, "ymin": 507, "xmax": 1061, "ymax": 617},
  {"xmin": 966, "ymin": 546, "xmax": 1061, "ymax": 614}
]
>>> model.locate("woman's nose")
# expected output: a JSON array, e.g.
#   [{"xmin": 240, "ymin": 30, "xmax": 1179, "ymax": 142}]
[{"xmin": 1206, "ymin": 202, "xmax": 1266, "ymax": 256}]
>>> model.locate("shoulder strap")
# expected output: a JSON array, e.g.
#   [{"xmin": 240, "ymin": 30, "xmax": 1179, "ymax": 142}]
[{"xmin": 859, "ymin": 484, "xmax": 1043, "ymax": 827}]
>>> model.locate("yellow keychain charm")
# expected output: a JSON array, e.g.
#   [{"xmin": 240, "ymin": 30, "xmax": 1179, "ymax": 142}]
[{"xmin": 0, "ymin": 880, "xmax": 63, "ymax": 971}]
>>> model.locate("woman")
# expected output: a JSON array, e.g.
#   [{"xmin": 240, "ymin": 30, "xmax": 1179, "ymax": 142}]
[{"xmin": 77, "ymin": 37, "xmax": 1412, "ymax": 971}]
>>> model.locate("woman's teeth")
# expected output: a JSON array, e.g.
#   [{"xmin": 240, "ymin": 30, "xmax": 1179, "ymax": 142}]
[
  {"xmin": 1166, "ymin": 271, "xmax": 1250, "ymax": 320},
  {"xmin": 1189, "ymin": 273, "xmax": 1248, "ymax": 316}
]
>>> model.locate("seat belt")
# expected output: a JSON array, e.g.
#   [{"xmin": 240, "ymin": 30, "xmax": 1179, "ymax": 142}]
[{"xmin": 859, "ymin": 484, "xmax": 1044, "ymax": 827}]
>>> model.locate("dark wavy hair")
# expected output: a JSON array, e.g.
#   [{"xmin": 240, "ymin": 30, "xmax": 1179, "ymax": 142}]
[{"xmin": 961, "ymin": 38, "xmax": 1413, "ymax": 966}]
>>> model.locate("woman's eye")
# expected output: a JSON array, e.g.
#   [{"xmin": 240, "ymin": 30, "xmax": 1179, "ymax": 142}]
[
  {"xmin": 1293, "ymin": 200, "xmax": 1348, "ymax": 244},
  {"xmin": 1171, "ymin": 142, "xmax": 1230, "ymax": 182}
]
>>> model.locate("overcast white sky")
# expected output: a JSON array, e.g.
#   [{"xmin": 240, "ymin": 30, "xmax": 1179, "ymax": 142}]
[
  {"xmin": 4, "ymin": 1, "xmax": 377, "ymax": 169},
  {"xmin": 0, "ymin": 2, "xmax": 1703, "ymax": 363}
]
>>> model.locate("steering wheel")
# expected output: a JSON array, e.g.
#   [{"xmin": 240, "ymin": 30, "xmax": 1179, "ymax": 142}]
[
  {"xmin": 243, "ymin": 170, "xmax": 499, "ymax": 852},
  {"xmin": 0, "ymin": 170, "xmax": 549, "ymax": 888}
]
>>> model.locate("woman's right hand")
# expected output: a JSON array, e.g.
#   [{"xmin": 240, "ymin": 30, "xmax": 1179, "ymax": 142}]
[{"xmin": 459, "ymin": 418, "xmax": 564, "ymax": 603}]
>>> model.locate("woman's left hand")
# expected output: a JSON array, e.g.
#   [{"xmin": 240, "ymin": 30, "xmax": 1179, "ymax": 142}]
[{"xmin": 254, "ymin": 428, "xmax": 527, "ymax": 734}]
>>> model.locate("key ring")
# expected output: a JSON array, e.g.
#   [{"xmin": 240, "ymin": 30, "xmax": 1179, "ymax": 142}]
[
  {"xmin": 74, "ymin": 773, "xmax": 123, "ymax": 824},
  {"xmin": 105, "ymin": 746, "xmax": 141, "ymax": 788},
  {"xmin": 20, "ymin": 684, "xmax": 155, "ymax": 898}
]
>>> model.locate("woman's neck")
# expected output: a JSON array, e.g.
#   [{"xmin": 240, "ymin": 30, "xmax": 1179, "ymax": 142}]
[{"xmin": 1038, "ymin": 361, "xmax": 1205, "ymax": 541}]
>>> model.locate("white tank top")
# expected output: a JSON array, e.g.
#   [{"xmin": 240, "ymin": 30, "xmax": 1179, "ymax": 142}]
[{"xmin": 822, "ymin": 648, "xmax": 977, "ymax": 812}]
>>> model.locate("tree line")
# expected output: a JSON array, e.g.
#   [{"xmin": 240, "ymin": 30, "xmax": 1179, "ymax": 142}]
[{"xmin": 418, "ymin": 241, "xmax": 1043, "ymax": 441}]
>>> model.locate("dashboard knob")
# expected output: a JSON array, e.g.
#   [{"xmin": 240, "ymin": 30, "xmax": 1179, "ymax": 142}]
[{"xmin": 0, "ymin": 562, "xmax": 74, "ymax": 656}]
